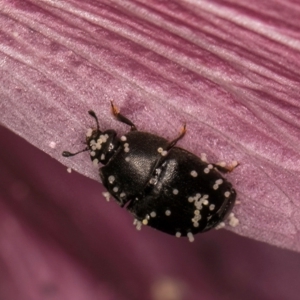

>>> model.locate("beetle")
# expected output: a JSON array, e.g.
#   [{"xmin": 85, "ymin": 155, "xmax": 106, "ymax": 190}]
[{"xmin": 62, "ymin": 102, "xmax": 238, "ymax": 242}]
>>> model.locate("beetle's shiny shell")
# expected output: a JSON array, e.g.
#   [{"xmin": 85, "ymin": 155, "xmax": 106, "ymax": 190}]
[{"xmin": 100, "ymin": 131, "xmax": 236, "ymax": 237}]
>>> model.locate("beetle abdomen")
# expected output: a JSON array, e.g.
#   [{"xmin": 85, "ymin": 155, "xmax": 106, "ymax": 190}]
[{"xmin": 127, "ymin": 147, "xmax": 236, "ymax": 236}]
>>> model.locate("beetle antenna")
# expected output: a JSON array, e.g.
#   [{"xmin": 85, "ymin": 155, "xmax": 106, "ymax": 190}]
[
  {"xmin": 88, "ymin": 110, "xmax": 100, "ymax": 131},
  {"xmin": 62, "ymin": 148, "xmax": 88, "ymax": 157}
]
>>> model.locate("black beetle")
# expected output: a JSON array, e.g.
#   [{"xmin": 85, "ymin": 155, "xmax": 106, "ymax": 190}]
[{"xmin": 63, "ymin": 102, "xmax": 238, "ymax": 242}]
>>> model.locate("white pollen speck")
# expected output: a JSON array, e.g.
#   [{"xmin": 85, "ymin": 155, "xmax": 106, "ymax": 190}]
[
  {"xmin": 149, "ymin": 178, "xmax": 157, "ymax": 185},
  {"xmin": 150, "ymin": 211, "xmax": 157, "ymax": 218},
  {"xmin": 124, "ymin": 147, "xmax": 130, "ymax": 153},
  {"xmin": 125, "ymin": 157, "xmax": 130, "ymax": 162},
  {"xmin": 121, "ymin": 136, "xmax": 127, "ymax": 141},
  {"xmin": 108, "ymin": 175, "xmax": 115, "ymax": 184},
  {"xmin": 193, "ymin": 222, "xmax": 199, "ymax": 228},
  {"xmin": 228, "ymin": 213, "xmax": 239, "ymax": 227},
  {"xmin": 150, "ymin": 211, "xmax": 156, "ymax": 218},
  {"xmin": 142, "ymin": 219, "xmax": 148, "ymax": 225},
  {"xmin": 194, "ymin": 201, "xmax": 202, "ymax": 210},
  {"xmin": 200, "ymin": 153, "xmax": 208, "ymax": 162},
  {"xmin": 100, "ymin": 135, "xmax": 108, "ymax": 143},
  {"xmin": 124, "ymin": 143, "xmax": 129, "ymax": 147},
  {"xmin": 203, "ymin": 199, "xmax": 209, "ymax": 205},
  {"xmin": 102, "ymin": 192, "xmax": 111, "ymax": 202},
  {"xmin": 136, "ymin": 221, "xmax": 142, "ymax": 231},
  {"xmin": 192, "ymin": 215, "xmax": 201, "ymax": 222},
  {"xmin": 194, "ymin": 210, "xmax": 200, "ymax": 215},
  {"xmin": 90, "ymin": 151, "xmax": 96, "ymax": 157},
  {"xmin": 161, "ymin": 151, "xmax": 168, "ymax": 156},
  {"xmin": 86, "ymin": 128, "xmax": 93, "ymax": 137},
  {"xmin": 49, "ymin": 141, "xmax": 56, "ymax": 148},
  {"xmin": 231, "ymin": 160, "xmax": 238, "ymax": 167},
  {"xmin": 113, "ymin": 187, "xmax": 119, "ymax": 192},
  {"xmin": 67, "ymin": 167, "xmax": 72, "ymax": 173},
  {"xmin": 213, "ymin": 184, "xmax": 219, "ymax": 190},
  {"xmin": 165, "ymin": 210, "xmax": 171, "ymax": 216},
  {"xmin": 173, "ymin": 189, "xmax": 179, "ymax": 195},
  {"xmin": 218, "ymin": 161, "xmax": 226, "ymax": 167},
  {"xmin": 101, "ymin": 154, "xmax": 105, "ymax": 160},
  {"xmin": 93, "ymin": 159, "xmax": 99, "ymax": 166},
  {"xmin": 190, "ymin": 170, "xmax": 198, "ymax": 177},
  {"xmin": 188, "ymin": 197, "xmax": 194, "ymax": 203},
  {"xmin": 175, "ymin": 232, "xmax": 181, "ymax": 238},
  {"xmin": 216, "ymin": 179, "xmax": 223, "ymax": 185},
  {"xmin": 157, "ymin": 147, "xmax": 163, "ymax": 153},
  {"xmin": 120, "ymin": 192, "xmax": 126, "ymax": 198},
  {"xmin": 224, "ymin": 191, "xmax": 231, "ymax": 198},
  {"xmin": 215, "ymin": 222, "xmax": 225, "ymax": 230},
  {"xmin": 209, "ymin": 204, "xmax": 215, "ymax": 211},
  {"xmin": 208, "ymin": 164, "xmax": 213, "ymax": 169},
  {"xmin": 133, "ymin": 219, "xmax": 138, "ymax": 225},
  {"xmin": 204, "ymin": 168, "xmax": 209, "ymax": 174},
  {"xmin": 187, "ymin": 232, "xmax": 194, "ymax": 242}
]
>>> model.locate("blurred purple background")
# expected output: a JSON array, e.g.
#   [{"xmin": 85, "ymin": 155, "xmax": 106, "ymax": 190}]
[{"xmin": 1, "ymin": 125, "xmax": 300, "ymax": 300}]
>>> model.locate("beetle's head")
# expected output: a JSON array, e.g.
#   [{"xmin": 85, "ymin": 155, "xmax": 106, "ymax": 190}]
[{"xmin": 62, "ymin": 110, "xmax": 119, "ymax": 165}]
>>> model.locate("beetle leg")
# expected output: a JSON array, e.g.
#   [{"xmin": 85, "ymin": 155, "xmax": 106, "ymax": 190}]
[
  {"xmin": 110, "ymin": 101, "xmax": 137, "ymax": 131},
  {"xmin": 166, "ymin": 123, "xmax": 186, "ymax": 150},
  {"xmin": 213, "ymin": 161, "xmax": 239, "ymax": 173}
]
